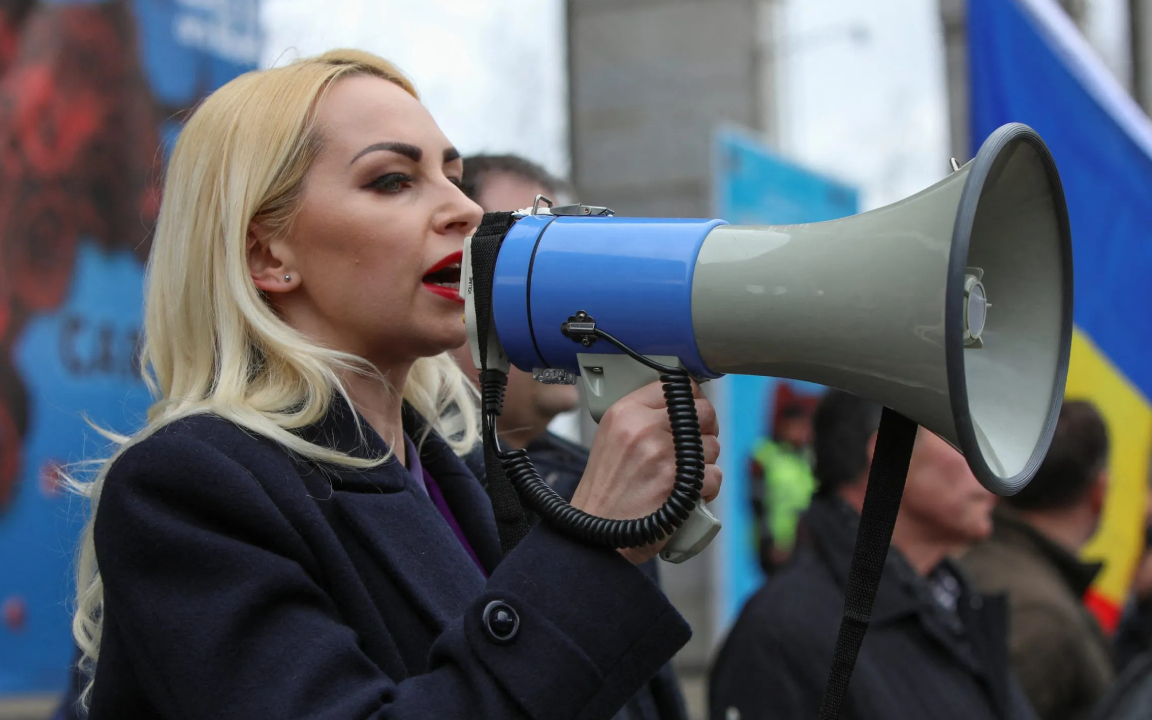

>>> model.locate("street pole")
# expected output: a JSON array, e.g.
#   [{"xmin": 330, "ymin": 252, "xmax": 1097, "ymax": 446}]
[{"xmin": 1133, "ymin": 0, "xmax": 1152, "ymax": 113}]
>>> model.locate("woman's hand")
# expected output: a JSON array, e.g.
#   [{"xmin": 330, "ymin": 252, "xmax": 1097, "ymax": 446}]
[{"xmin": 571, "ymin": 381, "xmax": 722, "ymax": 565}]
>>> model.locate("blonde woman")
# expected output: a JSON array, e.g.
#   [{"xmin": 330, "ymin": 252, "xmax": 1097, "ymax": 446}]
[{"xmin": 69, "ymin": 49, "xmax": 722, "ymax": 719}]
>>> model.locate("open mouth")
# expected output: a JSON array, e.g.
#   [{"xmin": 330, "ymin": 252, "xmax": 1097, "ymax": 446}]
[{"xmin": 422, "ymin": 251, "xmax": 464, "ymax": 304}]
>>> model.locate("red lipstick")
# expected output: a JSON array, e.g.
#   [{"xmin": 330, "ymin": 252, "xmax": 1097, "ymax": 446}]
[{"xmin": 422, "ymin": 250, "xmax": 464, "ymax": 304}]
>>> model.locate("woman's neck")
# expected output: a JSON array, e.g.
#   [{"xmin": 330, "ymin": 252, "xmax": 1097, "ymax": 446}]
[{"xmin": 340, "ymin": 361, "xmax": 411, "ymax": 465}]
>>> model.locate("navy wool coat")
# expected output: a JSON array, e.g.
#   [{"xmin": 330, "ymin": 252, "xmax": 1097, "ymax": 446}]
[{"xmin": 86, "ymin": 403, "xmax": 691, "ymax": 719}]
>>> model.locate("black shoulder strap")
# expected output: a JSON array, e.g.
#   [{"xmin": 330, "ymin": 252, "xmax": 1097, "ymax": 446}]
[
  {"xmin": 470, "ymin": 212, "xmax": 531, "ymax": 556},
  {"xmin": 818, "ymin": 408, "xmax": 918, "ymax": 720}
]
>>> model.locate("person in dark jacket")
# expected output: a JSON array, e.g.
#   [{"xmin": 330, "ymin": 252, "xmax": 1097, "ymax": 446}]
[
  {"xmin": 64, "ymin": 50, "xmax": 723, "ymax": 720},
  {"xmin": 452, "ymin": 152, "xmax": 690, "ymax": 720},
  {"xmin": 962, "ymin": 401, "xmax": 1115, "ymax": 720},
  {"xmin": 709, "ymin": 390, "xmax": 1037, "ymax": 720}
]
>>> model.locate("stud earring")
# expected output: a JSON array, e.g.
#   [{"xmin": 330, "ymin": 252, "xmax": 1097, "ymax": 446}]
[{"xmin": 284, "ymin": 275, "xmax": 291, "ymax": 282}]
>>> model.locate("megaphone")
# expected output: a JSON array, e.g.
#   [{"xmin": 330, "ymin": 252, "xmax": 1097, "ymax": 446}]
[{"xmin": 464, "ymin": 122, "xmax": 1073, "ymax": 563}]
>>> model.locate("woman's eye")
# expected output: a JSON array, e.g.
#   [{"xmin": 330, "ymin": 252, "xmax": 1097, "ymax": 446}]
[{"xmin": 369, "ymin": 173, "xmax": 413, "ymax": 194}]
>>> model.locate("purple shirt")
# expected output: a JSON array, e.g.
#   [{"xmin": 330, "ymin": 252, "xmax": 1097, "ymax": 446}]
[{"xmin": 403, "ymin": 435, "xmax": 487, "ymax": 576}]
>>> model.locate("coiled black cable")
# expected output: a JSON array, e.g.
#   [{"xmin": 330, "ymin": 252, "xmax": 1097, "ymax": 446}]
[{"xmin": 481, "ymin": 318, "xmax": 706, "ymax": 549}]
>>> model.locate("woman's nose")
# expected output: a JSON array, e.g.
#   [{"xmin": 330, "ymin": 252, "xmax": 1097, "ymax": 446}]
[{"xmin": 439, "ymin": 185, "xmax": 484, "ymax": 236}]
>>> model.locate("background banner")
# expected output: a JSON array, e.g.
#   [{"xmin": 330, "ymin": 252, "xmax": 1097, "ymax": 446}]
[{"xmin": 0, "ymin": 0, "xmax": 259, "ymax": 695}]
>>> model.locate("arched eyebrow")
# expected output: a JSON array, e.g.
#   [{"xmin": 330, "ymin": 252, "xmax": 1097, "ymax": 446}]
[
  {"xmin": 351, "ymin": 142, "xmax": 462, "ymax": 166},
  {"xmin": 351, "ymin": 141, "xmax": 421, "ymax": 165}
]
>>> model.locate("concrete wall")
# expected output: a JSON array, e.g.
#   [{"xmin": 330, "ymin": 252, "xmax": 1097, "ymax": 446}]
[{"xmin": 568, "ymin": 0, "xmax": 775, "ymax": 217}]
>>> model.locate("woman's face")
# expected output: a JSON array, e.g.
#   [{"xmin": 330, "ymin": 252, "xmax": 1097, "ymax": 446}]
[{"xmin": 251, "ymin": 74, "xmax": 483, "ymax": 367}]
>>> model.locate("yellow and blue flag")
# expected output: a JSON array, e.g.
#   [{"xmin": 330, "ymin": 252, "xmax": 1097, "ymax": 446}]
[{"xmin": 970, "ymin": 0, "xmax": 1152, "ymax": 628}]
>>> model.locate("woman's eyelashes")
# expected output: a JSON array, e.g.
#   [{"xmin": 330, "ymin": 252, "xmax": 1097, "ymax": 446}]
[
  {"xmin": 366, "ymin": 172, "xmax": 464, "ymax": 194},
  {"xmin": 367, "ymin": 172, "xmax": 414, "ymax": 194}
]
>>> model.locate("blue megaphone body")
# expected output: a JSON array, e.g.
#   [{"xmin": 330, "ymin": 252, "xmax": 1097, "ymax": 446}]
[{"xmin": 489, "ymin": 210, "xmax": 727, "ymax": 393}]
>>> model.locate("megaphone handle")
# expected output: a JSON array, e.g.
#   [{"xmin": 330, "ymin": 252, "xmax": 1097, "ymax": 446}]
[
  {"xmin": 576, "ymin": 352, "xmax": 722, "ymax": 563},
  {"xmin": 661, "ymin": 500, "xmax": 722, "ymax": 563}
]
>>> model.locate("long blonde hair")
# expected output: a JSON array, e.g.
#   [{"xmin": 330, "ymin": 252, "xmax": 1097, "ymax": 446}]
[{"xmin": 70, "ymin": 49, "xmax": 480, "ymax": 702}]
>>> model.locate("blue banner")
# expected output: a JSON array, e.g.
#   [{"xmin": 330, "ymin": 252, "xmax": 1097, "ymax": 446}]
[{"xmin": 0, "ymin": 0, "xmax": 259, "ymax": 696}]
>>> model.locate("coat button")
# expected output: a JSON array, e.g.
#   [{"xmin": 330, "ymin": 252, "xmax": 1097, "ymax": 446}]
[{"xmin": 483, "ymin": 600, "xmax": 520, "ymax": 643}]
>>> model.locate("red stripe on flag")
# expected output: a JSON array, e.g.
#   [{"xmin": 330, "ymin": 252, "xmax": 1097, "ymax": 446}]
[{"xmin": 1084, "ymin": 588, "xmax": 1122, "ymax": 635}]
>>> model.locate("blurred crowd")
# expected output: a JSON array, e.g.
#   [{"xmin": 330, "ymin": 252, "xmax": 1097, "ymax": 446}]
[{"xmin": 714, "ymin": 375, "xmax": 1152, "ymax": 720}]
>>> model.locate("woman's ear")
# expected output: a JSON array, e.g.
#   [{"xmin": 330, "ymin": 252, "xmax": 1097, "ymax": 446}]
[{"xmin": 248, "ymin": 220, "xmax": 299, "ymax": 293}]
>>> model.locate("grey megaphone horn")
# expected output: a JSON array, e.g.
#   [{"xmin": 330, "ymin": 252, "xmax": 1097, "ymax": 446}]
[{"xmin": 463, "ymin": 122, "xmax": 1073, "ymax": 563}]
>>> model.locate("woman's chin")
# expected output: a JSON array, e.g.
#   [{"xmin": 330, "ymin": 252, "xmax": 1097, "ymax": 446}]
[{"xmin": 423, "ymin": 322, "xmax": 469, "ymax": 358}]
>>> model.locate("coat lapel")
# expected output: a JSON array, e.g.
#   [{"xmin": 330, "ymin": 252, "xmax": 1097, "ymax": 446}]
[
  {"xmin": 413, "ymin": 425, "xmax": 503, "ymax": 575},
  {"xmin": 333, "ymin": 487, "xmax": 485, "ymax": 632},
  {"xmin": 300, "ymin": 400, "xmax": 496, "ymax": 632}
]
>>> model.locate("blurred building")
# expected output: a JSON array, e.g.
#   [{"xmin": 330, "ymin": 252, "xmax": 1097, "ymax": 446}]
[
  {"xmin": 1134, "ymin": 0, "xmax": 1152, "ymax": 110},
  {"xmin": 567, "ymin": 0, "xmax": 780, "ymax": 218}
]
